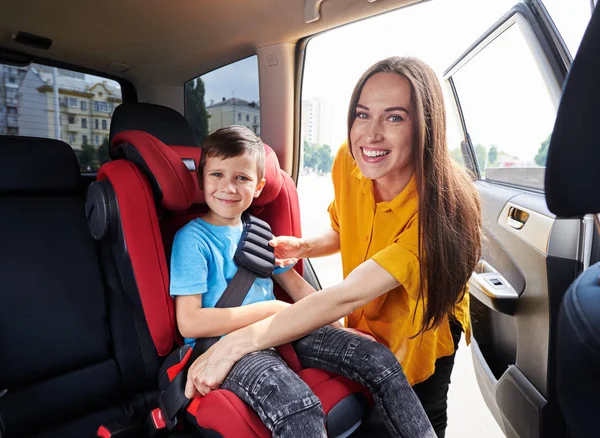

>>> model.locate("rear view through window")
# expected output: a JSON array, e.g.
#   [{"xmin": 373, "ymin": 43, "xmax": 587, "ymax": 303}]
[
  {"xmin": 0, "ymin": 63, "xmax": 122, "ymax": 171},
  {"xmin": 185, "ymin": 56, "xmax": 260, "ymax": 145}
]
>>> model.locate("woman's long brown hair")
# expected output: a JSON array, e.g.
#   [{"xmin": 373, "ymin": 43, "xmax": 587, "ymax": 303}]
[{"xmin": 347, "ymin": 57, "xmax": 482, "ymax": 334}]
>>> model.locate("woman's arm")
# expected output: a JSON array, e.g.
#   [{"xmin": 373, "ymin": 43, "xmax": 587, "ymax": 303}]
[
  {"xmin": 175, "ymin": 295, "xmax": 290, "ymax": 339},
  {"xmin": 185, "ymin": 259, "xmax": 399, "ymax": 397},
  {"xmin": 273, "ymin": 267, "xmax": 368, "ymax": 331},
  {"xmin": 303, "ymin": 227, "xmax": 341, "ymax": 258}
]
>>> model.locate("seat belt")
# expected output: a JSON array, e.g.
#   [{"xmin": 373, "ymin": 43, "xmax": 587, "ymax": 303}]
[{"xmin": 156, "ymin": 213, "xmax": 276, "ymax": 430}]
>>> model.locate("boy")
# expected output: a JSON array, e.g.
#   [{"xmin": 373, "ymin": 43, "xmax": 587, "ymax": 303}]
[
  {"xmin": 170, "ymin": 125, "xmax": 433, "ymax": 438},
  {"xmin": 170, "ymin": 125, "xmax": 318, "ymax": 345},
  {"xmin": 170, "ymin": 125, "xmax": 328, "ymax": 435}
]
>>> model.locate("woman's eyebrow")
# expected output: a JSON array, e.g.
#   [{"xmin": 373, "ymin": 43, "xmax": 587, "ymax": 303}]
[
  {"xmin": 356, "ymin": 103, "xmax": 409, "ymax": 113},
  {"xmin": 385, "ymin": 106, "xmax": 409, "ymax": 113}
]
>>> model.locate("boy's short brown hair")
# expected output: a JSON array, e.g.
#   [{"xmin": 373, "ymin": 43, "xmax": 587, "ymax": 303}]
[{"xmin": 198, "ymin": 125, "xmax": 265, "ymax": 190}]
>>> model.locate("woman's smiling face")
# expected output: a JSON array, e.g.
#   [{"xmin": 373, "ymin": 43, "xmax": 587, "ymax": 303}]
[{"xmin": 350, "ymin": 72, "xmax": 415, "ymax": 191}]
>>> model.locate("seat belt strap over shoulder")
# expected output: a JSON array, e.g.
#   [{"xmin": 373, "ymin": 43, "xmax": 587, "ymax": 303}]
[
  {"xmin": 213, "ymin": 213, "xmax": 276, "ymax": 309},
  {"xmin": 156, "ymin": 213, "xmax": 276, "ymax": 430}
]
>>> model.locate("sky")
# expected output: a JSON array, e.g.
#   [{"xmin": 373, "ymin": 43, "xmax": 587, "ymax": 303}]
[
  {"xmin": 194, "ymin": 0, "xmax": 592, "ymax": 163},
  {"xmin": 202, "ymin": 56, "xmax": 260, "ymax": 106}
]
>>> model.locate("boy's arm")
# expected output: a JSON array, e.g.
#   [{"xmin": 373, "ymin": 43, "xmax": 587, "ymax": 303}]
[
  {"xmin": 272, "ymin": 267, "xmax": 316, "ymax": 302},
  {"xmin": 273, "ymin": 268, "xmax": 344, "ymax": 328},
  {"xmin": 175, "ymin": 295, "xmax": 290, "ymax": 339}
]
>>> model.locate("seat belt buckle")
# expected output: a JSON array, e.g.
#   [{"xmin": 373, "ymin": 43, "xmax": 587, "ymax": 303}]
[
  {"xmin": 149, "ymin": 407, "xmax": 167, "ymax": 430},
  {"xmin": 96, "ymin": 420, "xmax": 142, "ymax": 437},
  {"xmin": 157, "ymin": 390, "xmax": 181, "ymax": 431}
]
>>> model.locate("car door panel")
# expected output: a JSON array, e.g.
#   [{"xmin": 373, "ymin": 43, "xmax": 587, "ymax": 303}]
[
  {"xmin": 446, "ymin": 2, "xmax": 585, "ymax": 437},
  {"xmin": 471, "ymin": 181, "xmax": 583, "ymax": 437}
]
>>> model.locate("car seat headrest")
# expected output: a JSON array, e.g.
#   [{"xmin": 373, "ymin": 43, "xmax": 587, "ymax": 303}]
[
  {"xmin": 110, "ymin": 130, "xmax": 196, "ymax": 211},
  {"xmin": 109, "ymin": 103, "xmax": 197, "ymax": 159},
  {"xmin": 0, "ymin": 136, "xmax": 80, "ymax": 193},
  {"xmin": 169, "ymin": 143, "xmax": 283, "ymax": 207},
  {"xmin": 545, "ymin": 6, "xmax": 600, "ymax": 217}
]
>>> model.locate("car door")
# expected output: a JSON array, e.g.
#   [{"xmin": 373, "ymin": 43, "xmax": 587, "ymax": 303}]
[{"xmin": 444, "ymin": 1, "xmax": 593, "ymax": 437}]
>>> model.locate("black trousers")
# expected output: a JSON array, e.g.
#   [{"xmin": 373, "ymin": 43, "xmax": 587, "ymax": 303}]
[{"xmin": 411, "ymin": 317, "xmax": 463, "ymax": 438}]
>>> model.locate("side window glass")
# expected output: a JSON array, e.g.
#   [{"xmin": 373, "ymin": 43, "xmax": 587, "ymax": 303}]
[
  {"xmin": 444, "ymin": 82, "xmax": 468, "ymax": 169},
  {"xmin": 0, "ymin": 63, "xmax": 121, "ymax": 171},
  {"xmin": 450, "ymin": 17, "xmax": 558, "ymax": 190},
  {"xmin": 541, "ymin": 0, "xmax": 593, "ymax": 58},
  {"xmin": 185, "ymin": 56, "xmax": 260, "ymax": 145},
  {"xmin": 298, "ymin": 48, "xmax": 343, "ymax": 289}
]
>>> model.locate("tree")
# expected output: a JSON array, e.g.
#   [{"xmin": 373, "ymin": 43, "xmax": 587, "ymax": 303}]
[
  {"xmin": 449, "ymin": 148, "xmax": 463, "ymax": 165},
  {"xmin": 316, "ymin": 144, "xmax": 333, "ymax": 173},
  {"xmin": 302, "ymin": 142, "xmax": 334, "ymax": 173},
  {"xmin": 97, "ymin": 137, "xmax": 110, "ymax": 167},
  {"xmin": 76, "ymin": 140, "xmax": 96, "ymax": 171},
  {"xmin": 488, "ymin": 145, "xmax": 498, "ymax": 166},
  {"xmin": 535, "ymin": 134, "xmax": 551, "ymax": 166},
  {"xmin": 303, "ymin": 141, "xmax": 317, "ymax": 170},
  {"xmin": 185, "ymin": 78, "xmax": 210, "ymax": 145},
  {"xmin": 475, "ymin": 143, "xmax": 487, "ymax": 170}
]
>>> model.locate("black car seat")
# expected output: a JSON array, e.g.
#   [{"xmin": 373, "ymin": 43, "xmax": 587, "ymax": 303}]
[
  {"xmin": 545, "ymin": 5, "xmax": 600, "ymax": 438},
  {"xmin": 0, "ymin": 136, "xmax": 159, "ymax": 438}
]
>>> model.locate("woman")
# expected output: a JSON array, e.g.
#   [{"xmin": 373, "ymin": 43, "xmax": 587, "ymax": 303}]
[{"xmin": 185, "ymin": 57, "xmax": 482, "ymax": 437}]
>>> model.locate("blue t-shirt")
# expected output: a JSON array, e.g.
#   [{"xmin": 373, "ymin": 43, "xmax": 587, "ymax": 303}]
[{"xmin": 170, "ymin": 218, "xmax": 290, "ymax": 345}]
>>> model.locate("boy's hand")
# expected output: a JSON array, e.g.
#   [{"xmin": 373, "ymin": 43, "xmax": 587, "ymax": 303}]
[
  {"xmin": 329, "ymin": 320, "xmax": 344, "ymax": 329},
  {"xmin": 269, "ymin": 236, "xmax": 308, "ymax": 266}
]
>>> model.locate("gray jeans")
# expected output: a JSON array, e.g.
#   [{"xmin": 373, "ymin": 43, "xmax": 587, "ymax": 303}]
[{"xmin": 220, "ymin": 326, "xmax": 435, "ymax": 437}]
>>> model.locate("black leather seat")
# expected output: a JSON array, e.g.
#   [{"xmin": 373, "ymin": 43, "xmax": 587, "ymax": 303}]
[
  {"xmin": 545, "ymin": 5, "xmax": 600, "ymax": 438},
  {"xmin": 0, "ymin": 136, "xmax": 159, "ymax": 437}
]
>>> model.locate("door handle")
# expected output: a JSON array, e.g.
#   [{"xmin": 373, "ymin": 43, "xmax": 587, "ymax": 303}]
[
  {"xmin": 469, "ymin": 260, "xmax": 519, "ymax": 315},
  {"xmin": 507, "ymin": 207, "xmax": 529, "ymax": 230}
]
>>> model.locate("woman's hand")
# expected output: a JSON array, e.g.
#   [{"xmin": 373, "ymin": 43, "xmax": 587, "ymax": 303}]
[
  {"xmin": 269, "ymin": 236, "xmax": 308, "ymax": 267},
  {"xmin": 329, "ymin": 320, "xmax": 378, "ymax": 342},
  {"xmin": 185, "ymin": 339, "xmax": 239, "ymax": 398},
  {"xmin": 341, "ymin": 327, "xmax": 378, "ymax": 343}
]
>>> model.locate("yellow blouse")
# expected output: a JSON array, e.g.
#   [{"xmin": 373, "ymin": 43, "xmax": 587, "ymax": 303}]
[{"xmin": 328, "ymin": 144, "xmax": 471, "ymax": 385}]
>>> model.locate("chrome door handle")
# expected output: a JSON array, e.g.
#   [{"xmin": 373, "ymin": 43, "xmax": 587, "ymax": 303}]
[
  {"xmin": 469, "ymin": 260, "xmax": 519, "ymax": 314},
  {"xmin": 507, "ymin": 217, "xmax": 524, "ymax": 229},
  {"xmin": 507, "ymin": 207, "xmax": 529, "ymax": 230}
]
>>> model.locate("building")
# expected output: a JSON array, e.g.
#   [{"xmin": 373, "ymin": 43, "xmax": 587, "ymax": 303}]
[
  {"xmin": 206, "ymin": 97, "xmax": 260, "ymax": 135},
  {"xmin": 17, "ymin": 67, "xmax": 49, "ymax": 138},
  {"xmin": 0, "ymin": 63, "xmax": 122, "ymax": 150},
  {"xmin": 301, "ymin": 97, "xmax": 333, "ymax": 147},
  {"xmin": 0, "ymin": 65, "xmax": 28, "ymax": 135}
]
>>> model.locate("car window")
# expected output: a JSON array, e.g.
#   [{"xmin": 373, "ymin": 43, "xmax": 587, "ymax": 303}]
[
  {"xmin": 450, "ymin": 17, "xmax": 559, "ymax": 190},
  {"xmin": 296, "ymin": 0, "xmax": 517, "ymax": 288},
  {"xmin": 185, "ymin": 55, "xmax": 260, "ymax": 145},
  {"xmin": 541, "ymin": 0, "xmax": 593, "ymax": 58},
  {"xmin": 0, "ymin": 63, "xmax": 122, "ymax": 171}
]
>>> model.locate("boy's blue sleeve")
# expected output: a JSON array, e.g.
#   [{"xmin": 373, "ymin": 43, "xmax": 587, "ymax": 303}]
[
  {"xmin": 170, "ymin": 229, "xmax": 209, "ymax": 297},
  {"xmin": 273, "ymin": 263, "xmax": 296, "ymax": 275}
]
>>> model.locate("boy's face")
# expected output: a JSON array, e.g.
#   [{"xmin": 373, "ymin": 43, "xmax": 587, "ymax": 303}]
[{"xmin": 202, "ymin": 152, "xmax": 265, "ymax": 226}]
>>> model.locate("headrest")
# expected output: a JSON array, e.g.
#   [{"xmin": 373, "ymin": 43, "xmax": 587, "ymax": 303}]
[
  {"xmin": 109, "ymin": 103, "xmax": 197, "ymax": 156},
  {"xmin": 169, "ymin": 143, "xmax": 283, "ymax": 207},
  {"xmin": 0, "ymin": 136, "xmax": 80, "ymax": 193},
  {"xmin": 110, "ymin": 130, "xmax": 196, "ymax": 211},
  {"xmin": 545, "ymin": 6, "xmax": 600, "ymax": 216}
]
